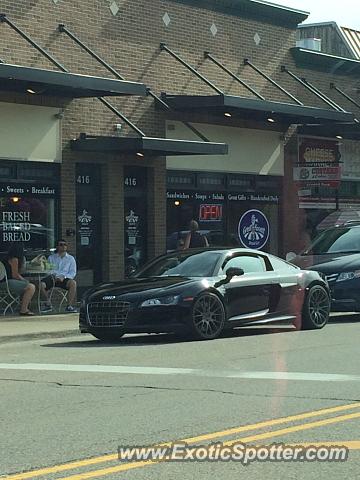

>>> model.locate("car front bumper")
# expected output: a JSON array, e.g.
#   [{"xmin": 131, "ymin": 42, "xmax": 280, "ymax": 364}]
[{"xmin": 79, "ymin": 302, "xmax": 192, "ymax": 334}]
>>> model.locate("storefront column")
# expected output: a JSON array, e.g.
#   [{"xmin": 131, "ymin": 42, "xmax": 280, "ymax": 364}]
[
  {"xmin": 61, "ymin": 152, "xmax": 76, "ymax": 253},
  {"xmin": 147, "ymin": 158, "xmax": 166, "ymax": 259},
  {"xmin": 102, "ymin": 159, "xmax": 124, "ymax": 281},
  {"xmin": 283, "ymin": 131, "xmax": 305, "ymax": 255}
]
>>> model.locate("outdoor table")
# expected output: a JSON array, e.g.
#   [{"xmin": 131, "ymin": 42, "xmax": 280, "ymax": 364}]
[{"xmin": 23, "ymin": 268, "xmax": 53, "ymax": 314}]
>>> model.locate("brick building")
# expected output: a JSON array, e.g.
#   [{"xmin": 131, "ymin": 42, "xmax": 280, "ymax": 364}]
[{"xmin": 0, "ymin": 0, "xmax": 359, "ymax": 290}]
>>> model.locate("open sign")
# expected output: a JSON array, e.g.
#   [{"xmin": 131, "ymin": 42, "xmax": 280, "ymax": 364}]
[{"xmin": 199, "ymin": 204, "xmax": 223, "ymax": 222}]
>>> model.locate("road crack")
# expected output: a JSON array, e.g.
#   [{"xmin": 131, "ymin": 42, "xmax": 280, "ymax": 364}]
[{"xmin": 0, "ymin": 377, "xmax": 358, "ymax": 402}]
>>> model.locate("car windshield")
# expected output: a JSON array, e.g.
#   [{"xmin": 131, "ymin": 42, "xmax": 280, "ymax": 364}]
[
  {"xmin": 135, "ymin": 251, "xmax": 223, "ymax": 278},
  {"xmin": 302, "ymin": 227, "xmax": 360, "ymax": 255}
]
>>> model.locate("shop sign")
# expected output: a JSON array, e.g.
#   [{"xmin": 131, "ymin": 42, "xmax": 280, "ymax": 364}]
[
  {"xmin": 199, "ymin": 204, "xmax": 223, "ymax": 222},
  {"xmin": 1, "ymin": 211, "xmax": 31, "ymax": 242},
  {"xmin": 167, "ymin": 191, "xmax": 225, "ymax": 201},
  {"xmin": 125, "ymin": 210, "xmax": 140, "ymax": 245},
  {"xmin": 0, "ymin": 183, "xmax": 57, "ymax": 196},
  {"xmin": 238, "ymin": 209, "xmax": 269, "ymax": 250},
  {"xmin": 167, "ymin": 191, "xmax": 279, "ymax": 203},
  {"xmin": 340, "ymin": 140, "xmax": 360, "ymax": 180},
  {"xmin": 295, "ymin": 138, "xmax": 341, "ymax": 188},
  {"xmin": 77, "ymin": 209, "xmax": 93, "ymax": 246},
  {"xmin": 228, "ymin": 193, "xmax": 279, "ymax": 202},
  {"xmin": 293, "ymin": 164, "xmax": 341, "ymax": 185}
]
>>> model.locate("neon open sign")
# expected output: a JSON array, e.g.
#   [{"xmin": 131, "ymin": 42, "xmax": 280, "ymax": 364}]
[{"xmin": 199, "ymin": 204, "xmax": 223, "ymax": 222}]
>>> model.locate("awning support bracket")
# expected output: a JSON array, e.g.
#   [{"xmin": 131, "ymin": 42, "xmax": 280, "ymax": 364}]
[
  {"xmin": 281, "ymin": 66, "xmax": 339, "ymax": 111},
  {"xmin": 204, "ymin": 52, "xmax": 265, "ymax": 100},
  {"xmin": 0, "ymin": 14, "xmax": 145, "ymax": 137},
  {"xmin": 300, "ymin": 78, "xmax": 346, "ymax": 112},
  {"xmin": 0, "ymin": 13, "xmax": 67, "ymax": 72},
  {"xmin": 58, "ymin": 24, "xmax": 125, "ymax": 81},
  {"xmin": 331, "ymin": 83, "xmax": 360, "ymax": 110},
  {"xmin": 57, "ymin": 24, "xmax": 210, "ymax": 142},
  {"xmin": 244, "ymin": 58, "xmax": 303, "ymax": 106},
  {"xmin": 160, "ymin": 43, "xmax": 223, "ymax": 95},
  {"xmin": 98, "ymin": 98, "xmax": 146, "ymax": 137}
]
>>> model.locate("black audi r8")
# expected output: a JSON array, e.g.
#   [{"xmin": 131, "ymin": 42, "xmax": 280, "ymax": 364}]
[{"xmin": 79, "ymin": 248, "xmax": 330, "ymax": 341}]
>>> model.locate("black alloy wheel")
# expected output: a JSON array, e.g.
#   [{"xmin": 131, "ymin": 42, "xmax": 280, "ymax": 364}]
[
  {"xmin": 302, "ymin": 285, "xmax": 330, "ymax": 330},
  {"xmin": 190, "ymin": 292, "xmax": 225, "ymax": 340}
]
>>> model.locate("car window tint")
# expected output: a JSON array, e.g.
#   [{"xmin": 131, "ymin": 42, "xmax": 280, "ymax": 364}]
[
  {"xmin": 303, "ymin": 227, "xmax": 360, "ymax": 255},
  {"xmin": 270, "ymin": 256, "xmax": 298, "ymax": 272},
  {"xmin": 137, "ymin": 251, "xmax": 222, "ymax": 277},
  {"xmin": 224, "ymin": 255, "xmax": 266, "ymax": 274}
]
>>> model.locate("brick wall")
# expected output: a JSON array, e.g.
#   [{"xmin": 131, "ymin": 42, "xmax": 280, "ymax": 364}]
[{"xmin": 0, "ymin": 0, "xmax": 359, "ymax": 276}]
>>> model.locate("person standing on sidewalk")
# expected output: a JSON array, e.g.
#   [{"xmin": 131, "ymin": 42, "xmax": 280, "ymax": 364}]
[
  {"xmin": 40, "ymin": 239, "xmax": 77, "ymax": 313},
  {"xmin": 3, "ymin": 243, "xmax": 36, "ymax": 316}
]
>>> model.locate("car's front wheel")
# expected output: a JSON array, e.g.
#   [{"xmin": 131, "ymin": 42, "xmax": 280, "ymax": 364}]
[
  {"xmin": 302, "ymin": 285, "xmax": 330, "ymax": 330},
  {"xmin": 189, "ymin": 292, "xmax": 225, "ymax": 340}
]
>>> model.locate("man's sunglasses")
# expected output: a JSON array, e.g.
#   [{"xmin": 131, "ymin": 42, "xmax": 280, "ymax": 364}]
[{"xmin": 58, "ymin": 242, "xmax": 68, "ymax": 246}]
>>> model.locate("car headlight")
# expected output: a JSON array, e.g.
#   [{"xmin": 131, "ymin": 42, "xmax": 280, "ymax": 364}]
[
  {"xmin": 140, "ymin": 295, "xmax": 180, "ymax": 307},
  {"xmin": 336, "ymin": 271, "xmax": 360, "ymax": 282}
]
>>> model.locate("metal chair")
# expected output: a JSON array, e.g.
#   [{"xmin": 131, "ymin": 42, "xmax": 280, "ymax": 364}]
[
  {"xmin": 47, "ymin": 278, "xmax": 68, "ymax": 312},
  {"xmin": 0, "ymin": 261, "xmax": 21, "ymax": 315}
]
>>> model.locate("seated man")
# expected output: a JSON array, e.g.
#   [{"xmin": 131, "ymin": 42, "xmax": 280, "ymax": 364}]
[{"xmin": 40, "ymin": 239, "xmax": 77, "ymax": 313}]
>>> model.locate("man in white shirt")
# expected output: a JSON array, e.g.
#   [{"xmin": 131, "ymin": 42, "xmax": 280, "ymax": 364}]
[{"xmin": 40, "ymin": 239, "xmax": 77, "ymax": 313}]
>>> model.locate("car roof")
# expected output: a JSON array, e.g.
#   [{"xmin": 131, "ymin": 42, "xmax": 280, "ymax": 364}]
[{"xmin": 165, "ymin": 247, "xmax": 266, "ymax": 255}]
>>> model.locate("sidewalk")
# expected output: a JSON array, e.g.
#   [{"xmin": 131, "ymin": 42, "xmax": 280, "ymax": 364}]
[{"xmin": 0, "ymin": 313, "xmax": 80, "ymax": 344}]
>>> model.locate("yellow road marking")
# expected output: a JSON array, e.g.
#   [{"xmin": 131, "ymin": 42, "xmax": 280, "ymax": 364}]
[
  {"xmin": 4, "ymin": 402, "xmax": 360, "ymax": 480},
  {"xmin": 47, "ymin": 411, "xmax": 360, "ymax": 480},
  {"xmin": 266, "ymin": 441, "xmax": 360, "ymax": 450},
  {"xmin": 225, "ymin": 411, "xmax": 360, "ymax": 446}
]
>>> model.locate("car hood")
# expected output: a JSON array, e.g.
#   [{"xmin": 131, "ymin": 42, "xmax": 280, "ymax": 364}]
[
  {"xmin": 85, "ymin": 276, "xmax": 203, "ymax": 301},
  {"xmin": 293, "ymin": 252, "xmax": 360, "ymax": 274}
]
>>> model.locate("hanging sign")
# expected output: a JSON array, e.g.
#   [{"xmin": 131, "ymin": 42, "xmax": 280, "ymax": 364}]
[{"xmin": 295, "ymin": 138, "xmax": 341, "ymax": 188}]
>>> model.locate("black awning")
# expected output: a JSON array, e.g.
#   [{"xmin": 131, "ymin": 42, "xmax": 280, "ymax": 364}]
[
  {"xmin": 291, "ymin": 47, "xmax": 360, "ymax": 75},
  {"xmin": 0, "ymin": 63, "xmax": 147, "ymax": 98},
  {"xmin": 71, "ymin": 134, "xmax": 228, "ymax": 156},
  {"xmin": 298, "ymin": 122, "xmax": 360, "ymax": 141},
  {"xmin": 160, "ymin": 93, "xmax": 355, "ymax": 124}
]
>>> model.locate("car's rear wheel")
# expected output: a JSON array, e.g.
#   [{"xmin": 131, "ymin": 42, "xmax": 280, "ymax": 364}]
[
  {"xmin": 189, "ymin": 293, "xmax": 225, "ymax": 340},
  {"xmin": 302, "ymin": 285, "xmax": 330, "ymax": 330},
  {"xmin": 91, "ymin": 331, "xmax": 125, "ymax": 342}
]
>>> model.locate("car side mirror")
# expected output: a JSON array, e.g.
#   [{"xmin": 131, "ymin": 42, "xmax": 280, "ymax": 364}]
[
  {"xmin": 286, "ymin": 252, "xmax": 296, "ymax": 262},
  {"xmin": 226, "ymin": 267, "xmax": 244, "ymax": 279}
]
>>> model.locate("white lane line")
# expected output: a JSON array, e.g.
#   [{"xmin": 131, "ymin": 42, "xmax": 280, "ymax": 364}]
[{"xmin": 0, "ymin": 363, "xmax": 360, "ymax": 382}]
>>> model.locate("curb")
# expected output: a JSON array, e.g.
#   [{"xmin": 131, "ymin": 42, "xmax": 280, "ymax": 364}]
[{"xmin": 0, "ymin": 329, "xmax": 82, "ymax": 344}]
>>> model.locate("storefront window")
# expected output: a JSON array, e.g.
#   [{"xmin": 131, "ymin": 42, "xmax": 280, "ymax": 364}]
[
  {"xmin": 166, "ymin": 171, "xmax": 281, "ymax": 254},
  {"xmin": 0, "ymin": 196, "xmax": 56, "ymax": 255}
]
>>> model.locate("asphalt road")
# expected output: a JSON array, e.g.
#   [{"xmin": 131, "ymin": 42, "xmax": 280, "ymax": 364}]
[{"xmin": 0, "ymin": 316, "xmax": 359, "ymax": 479}]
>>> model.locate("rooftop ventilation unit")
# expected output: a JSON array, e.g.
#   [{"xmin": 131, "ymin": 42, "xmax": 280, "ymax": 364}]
[{"xmin": 296, "ymin": 38, "xmax": 322, "ymax": 51}]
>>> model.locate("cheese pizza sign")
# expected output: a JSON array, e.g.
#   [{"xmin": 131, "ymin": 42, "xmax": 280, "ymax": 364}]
[{"xmin": 294, "ymin": 138, "xmax": 341, "ymax": 188}]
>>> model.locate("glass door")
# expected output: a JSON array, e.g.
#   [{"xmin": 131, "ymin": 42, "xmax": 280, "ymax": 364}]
[{"xmin": 75, "ymin": 164, "xmax": 102, "ymax": 288}]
